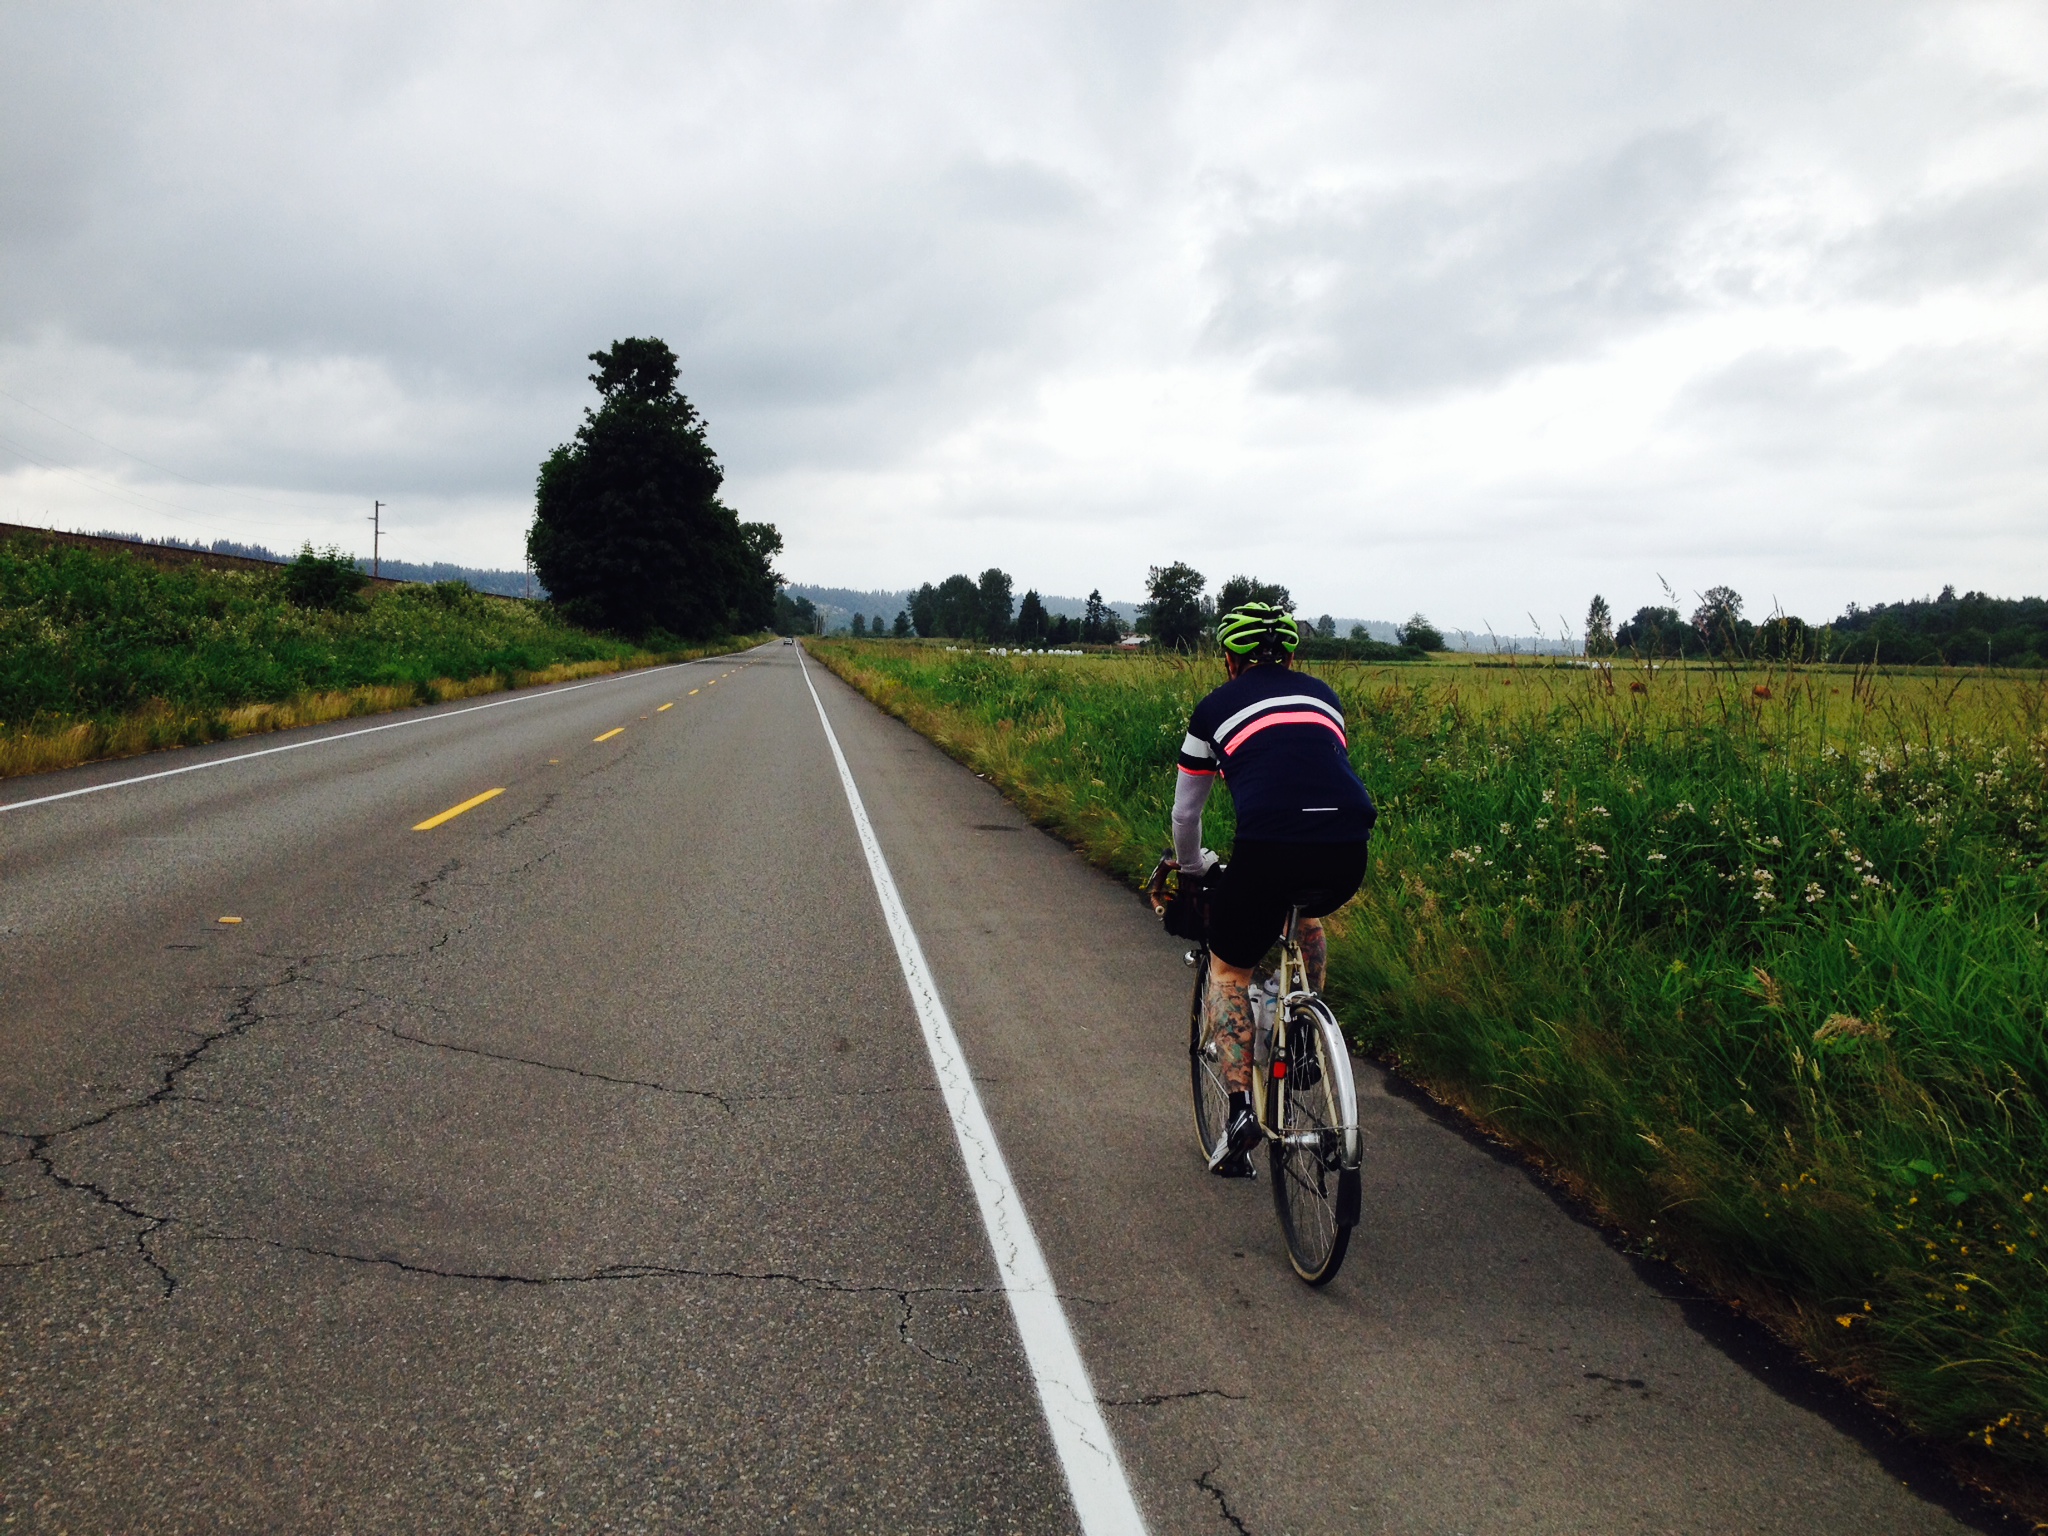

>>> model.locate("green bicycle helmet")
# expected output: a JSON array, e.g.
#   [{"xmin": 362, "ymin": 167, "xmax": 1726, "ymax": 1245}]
[{"xmin": 1216, "ymin": 601, "xmax": 1300, "ymax": 656}]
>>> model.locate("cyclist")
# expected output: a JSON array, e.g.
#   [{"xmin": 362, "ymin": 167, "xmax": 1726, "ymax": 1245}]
[{"xmin": 1159, "ymin": 601, "xmax": 1376, "ymax": 1176}]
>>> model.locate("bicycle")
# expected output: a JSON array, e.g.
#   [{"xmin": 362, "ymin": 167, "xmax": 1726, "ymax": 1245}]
[{"xmin": 1149, "ymin": 858, "xmax": 1363, "ymax": 1284}]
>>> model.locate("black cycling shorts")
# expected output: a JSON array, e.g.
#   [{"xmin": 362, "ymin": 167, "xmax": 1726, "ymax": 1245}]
[{"xmin": 1206, "ymin": 839, "xmax": 1370, "ymax": 969}]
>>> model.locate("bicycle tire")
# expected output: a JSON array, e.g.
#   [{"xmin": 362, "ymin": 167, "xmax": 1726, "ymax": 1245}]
[
  {"xmin": 1269, "ymin": 1000, "xmax": 1361, "ymax": 1285},
  {"xmin": 1187, "ymin": 953, "xmax": 1231, "ymax": 1162}
]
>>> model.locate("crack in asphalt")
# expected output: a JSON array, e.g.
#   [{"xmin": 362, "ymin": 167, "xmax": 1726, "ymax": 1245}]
[
  {"xmin": 494, "ymin": 792, "xmax": 558, "ymax": 837},
  {"xmin": 366, "ymin": 1015, "xmax": 737, "ymax": 1112},
  {"xmin": 1197, "ymin": 1465, "xmax": 1255, "ymax": 1535},
  {"xmin": 198, "ymin": 1231, "xmax": 1019, "ymax": 1356},
  {"xmin": 1104, "ymin": 1387, "xmax": 1246, "ymax": 1408},
  {"xmin": 0, "ymin": 963, "xmax": 361, "ymax": 1298},
  {"xmin": 0, "ymin": 1239, "xmax": 125, "ymax": 1271},
  {"xmin": 896, "ymin": 1290, "xmax": 968, "ymax": 1370},
  {"xmin": 196, "ymin": 1232, "xmax": 1109, "ymax": 1311},
  {"xmin": 352, "ymin": 929, "xmax": 454, "ymax": 963},
  {"xmin": 410, "ymin": 858, "xmax": 462, "ymax": 910}
]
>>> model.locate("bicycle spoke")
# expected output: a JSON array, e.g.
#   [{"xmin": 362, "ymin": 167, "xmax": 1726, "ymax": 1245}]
[
  {"xmin": 1188, "ymin": 957, "xmax": 1230, "ymax": 1161},
  {"xmin": 1269, "ymin": 1005, "xmax": 1358, "ymax": 1284}
]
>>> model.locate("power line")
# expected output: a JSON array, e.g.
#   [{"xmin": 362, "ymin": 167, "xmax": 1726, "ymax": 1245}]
[{"xmin": 0, "ymin": 429, "xmax": 223, "ymax": 531}]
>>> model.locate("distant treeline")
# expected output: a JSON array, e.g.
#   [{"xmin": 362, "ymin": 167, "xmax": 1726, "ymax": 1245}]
[
  {"xmin": 779, "ymin": 569, "xmax": 1128, "ymax": 645},
  {"xmin": 92, "ymin": 531, "xmax": 541, "ymax": 598},
  {"xmin": 815, "ymin": 563, "xmax": 1429, "ymax": 660},
  {"xmin": 1592, "ymin": 585, "xmax": 2048, "ymax": 666}
]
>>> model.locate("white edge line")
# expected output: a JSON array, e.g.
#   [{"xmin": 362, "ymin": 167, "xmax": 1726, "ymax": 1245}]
[
  {"xmin": 0, "ymin": 649, "xmax": 761, "ymax": 817},
  {"xmin": 797, "ymin": 648, "xmax": 1147, "ymax": 1536}
]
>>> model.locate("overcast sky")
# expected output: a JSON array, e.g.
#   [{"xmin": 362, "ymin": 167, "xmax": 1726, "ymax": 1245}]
[{"xmin": 2, "ymin": 2, "xmax": 2044, "ymax": 629}]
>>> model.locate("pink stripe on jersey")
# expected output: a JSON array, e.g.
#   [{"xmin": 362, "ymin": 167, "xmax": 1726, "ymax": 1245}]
[
  {"xmin": 1220, "ymin": 710, "xmax": 1347, "ymax": 756},
  {"xmin": 1177, "ymin": 764, "xmax": 1216, "ymax": 777}
]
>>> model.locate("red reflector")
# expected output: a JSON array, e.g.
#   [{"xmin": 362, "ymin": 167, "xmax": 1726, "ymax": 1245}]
[{"xmin": 1272, "ymin": 1061, "xmax": 1287, "ymax": 1078}]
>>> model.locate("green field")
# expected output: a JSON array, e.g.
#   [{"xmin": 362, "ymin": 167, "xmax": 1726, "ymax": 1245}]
[
  {"xmin": 811, "ymin": 637, "xmax": 2048, "ymax": 1498},
  {"xmin": 0, "ymin": 534, "xmax": 760, "ymax": 776}
]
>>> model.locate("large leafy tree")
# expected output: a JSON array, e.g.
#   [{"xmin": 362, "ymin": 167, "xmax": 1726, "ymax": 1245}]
[
  {"xmin": 1214, "ymin": 574, "xmax": 1292, "ymax": 614},
  {"xmin": 1142, "ymin": 562, "xmax": 1209, "ymax": 651},
  {"xmin": 977, "ymin": 568, "xmax": 1014, "ymax": 640},
  {"xmin": 908, "ymin": 574, "xmax": 996, "ymax": 638},
  {"xmin": 1397, "ymin": 612, "xmax": 1446, "ymax": 651},
  {"xmin": 1691, "ymin": 585, "xmax": 1746, "ymax": 656},
  {"xmin": 1615, "ymin": 604, "xmax": 1693, "ymax": 657},
  {"xmin": 527, "ymin": 338, "xmax": 780, "ymax": 639}
]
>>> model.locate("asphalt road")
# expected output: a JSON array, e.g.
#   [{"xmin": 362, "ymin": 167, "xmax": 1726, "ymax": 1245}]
[{"xmin": 0, "ymin": 642, "xmax": 1999, "ymax": 1532}]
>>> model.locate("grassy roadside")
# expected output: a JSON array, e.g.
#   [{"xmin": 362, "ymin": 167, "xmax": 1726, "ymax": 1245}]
[
  {"xmin": 809, "ymin": 637, "xmax": 2048, "ymax": 1512},
  {"xmin": 0, "ymin": 533, "xmax": 766, "ymax": 779}
]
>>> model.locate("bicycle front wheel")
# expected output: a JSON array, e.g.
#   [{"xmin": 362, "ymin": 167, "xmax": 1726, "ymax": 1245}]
[
  {"xmin": 1269, "ymin": 1000, "xmax": 1361, "ymax": 1285},
  {"xmin": 1187, "ymin": 955, "xmax": 1230, "ymax": 1162}
]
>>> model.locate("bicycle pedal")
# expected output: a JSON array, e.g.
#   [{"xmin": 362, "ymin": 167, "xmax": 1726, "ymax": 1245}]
[{"xmin": 1209, "ymin": 1151, "xmax": 1257, "ymax": 1180}]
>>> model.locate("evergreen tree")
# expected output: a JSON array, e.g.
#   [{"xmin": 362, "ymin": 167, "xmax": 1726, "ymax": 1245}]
[
  {"xmin": 1082, "ymin": 589, "xmax": 1110, "ymax": 644},
  {"xmin": 527, "ymin": 338, "xmax": 779, "ymax": 638},
  {"xmin": 1315, "ymin": 613, "xmax": 1336, "ymax": 640},
  {"xmin": 892, "ymin": 609, "xmax": 912, "ymax": 637},
  {"xmin": 850, "ymin": 613, "xmax": 866, "ymax": 636},
  {"xmin": 1016, "ymin": 589, "xmax": 1049, "ymax": 643},
  {"xmin": 1585, "ymin": 595, "xmax": 1614, "ymax": 656}
]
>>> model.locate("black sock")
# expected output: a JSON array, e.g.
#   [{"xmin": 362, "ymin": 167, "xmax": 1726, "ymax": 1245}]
[{"xmin": 1228, "ymin": 1091, "xmax": 1251, "ymax": 1116}]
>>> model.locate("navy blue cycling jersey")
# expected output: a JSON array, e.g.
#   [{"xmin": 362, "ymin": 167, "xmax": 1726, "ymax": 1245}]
[{"xmin": 1177, "ymin": 664, "xmax": 1376, "ymax": 843}]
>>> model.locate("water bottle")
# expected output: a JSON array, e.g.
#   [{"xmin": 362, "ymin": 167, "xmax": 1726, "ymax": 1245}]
[{"xmin": 1252, "ymin": 976, "xmax": 1279, "ymax": 1069}]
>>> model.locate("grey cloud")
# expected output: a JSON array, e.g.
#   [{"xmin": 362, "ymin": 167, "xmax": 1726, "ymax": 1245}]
[
  {"xmin": 1834, "ymin": 176, "xmax": 2048, "ymax": 300},
  {"xmin": 1204, "ymin": 129, "xmax": 1724, "ymax": 394}
]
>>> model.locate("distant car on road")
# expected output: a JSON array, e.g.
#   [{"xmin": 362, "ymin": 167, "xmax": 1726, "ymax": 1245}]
[{"xmin": 783, "ymin": 636, "xmax": 795, "ymax": 645}]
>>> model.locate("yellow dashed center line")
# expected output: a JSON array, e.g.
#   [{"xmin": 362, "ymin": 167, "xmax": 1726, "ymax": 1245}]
[
  {"xmin": 689, "ymin": 688, "xmax": 700, "ymax": 695},
  {"xmin": 413, "ymin": 787, "xmax": 505, "ymax": 831},
  {"xmin": 657, "ymin": 702, "xmax": 674, "ymax": 711},
  {"xmin": 594, "ymin": 727, "xmax": 625, "ymax": 742}
]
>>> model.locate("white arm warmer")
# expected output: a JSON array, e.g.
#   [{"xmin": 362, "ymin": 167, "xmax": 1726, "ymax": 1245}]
[{"xmin": 1172, "ymin": 771, "xmax": 1212, "ymax": 873}]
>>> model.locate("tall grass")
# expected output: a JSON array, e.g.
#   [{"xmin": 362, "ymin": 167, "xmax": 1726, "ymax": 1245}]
[
  {"xmin": 0, "ymin": 535, "xmax": 760, "ymax": 776},
  {"xmin": 812, "ymin": 639, "xmax": 2048, "ymax": 1499}
]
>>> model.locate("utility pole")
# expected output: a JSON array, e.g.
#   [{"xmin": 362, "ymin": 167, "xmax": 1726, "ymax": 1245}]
[{"xmin": 369, "ymin": 500, "xmax": 384, "ymax": 579}]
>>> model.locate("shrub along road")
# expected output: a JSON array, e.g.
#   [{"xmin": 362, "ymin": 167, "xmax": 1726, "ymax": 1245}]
[{"xmin": 0, "ymin": 643, "xmax": 2001, "ymax": 1531}]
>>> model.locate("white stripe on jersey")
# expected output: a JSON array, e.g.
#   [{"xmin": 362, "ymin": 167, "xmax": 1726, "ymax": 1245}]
[
  {"xmin": 1213, "ymin": 692, "xmax": 1344, "ymax": 744},
  {"xmin": 1179, "ymin": 732, "xmax": 1215, "ymax": 761}
]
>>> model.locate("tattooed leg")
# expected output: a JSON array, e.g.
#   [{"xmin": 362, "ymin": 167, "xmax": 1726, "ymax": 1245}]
[
  {"xmin": 1299, "ymin": 918, "xmax": 1328, "ymax": 993},
  {"xmin": 1206, "ymin": 954, "xmax": 1256, "ymax": 1094}
]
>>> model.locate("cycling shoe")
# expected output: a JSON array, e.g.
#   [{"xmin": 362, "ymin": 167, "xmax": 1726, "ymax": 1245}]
[{"xmin": 1207, "ymin": 1104, "xmax": 1261, "ymax": 1176}]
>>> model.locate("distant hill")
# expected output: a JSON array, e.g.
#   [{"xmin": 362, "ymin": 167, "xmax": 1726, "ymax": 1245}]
[{"xmin": 357, "ymin": 558, "xmax": 542, "ymax": 598}]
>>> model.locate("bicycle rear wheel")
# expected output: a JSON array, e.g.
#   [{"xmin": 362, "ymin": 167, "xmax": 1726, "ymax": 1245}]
[
  {"xmin": 1269, "ymin": 1000, "xmax": 1361, "ymax": 1285},
  {"xmin": 1187, "ymin": 955, "xmax": 1230, "ymax": 1162}
]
